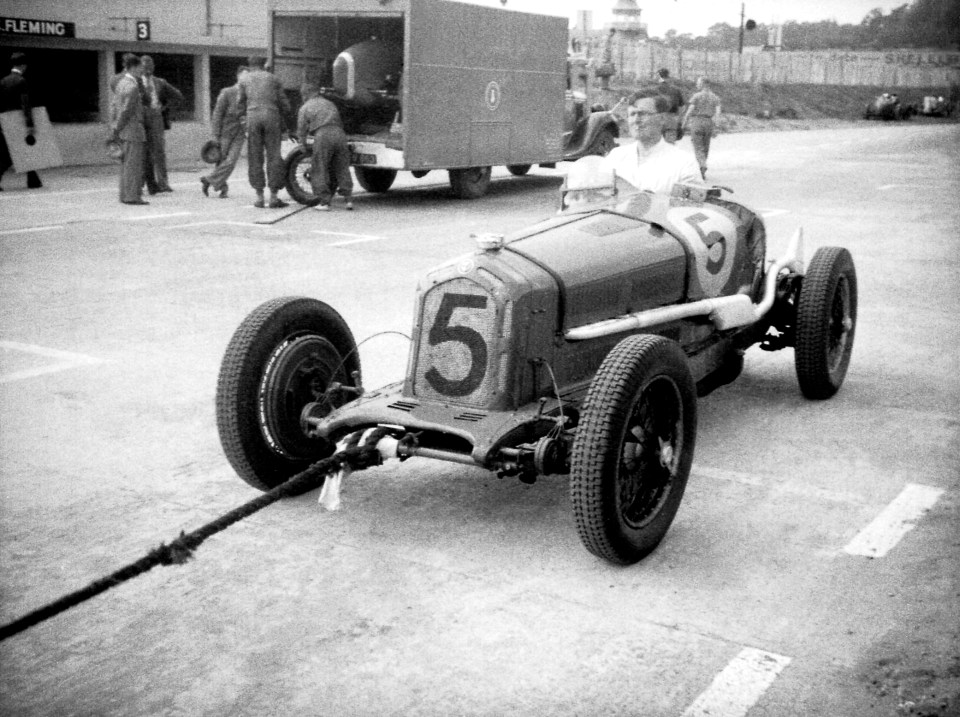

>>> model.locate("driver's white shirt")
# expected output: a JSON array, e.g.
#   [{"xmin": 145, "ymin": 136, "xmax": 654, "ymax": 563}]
[{"xmin": 602, "ymin": 139, "xmax": 701, "ymax": 194}]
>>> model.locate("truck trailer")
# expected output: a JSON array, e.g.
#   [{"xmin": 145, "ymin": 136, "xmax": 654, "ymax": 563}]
[{"xmin": 270, "ymin": 0, "xmax": 620, "ymax": 201}]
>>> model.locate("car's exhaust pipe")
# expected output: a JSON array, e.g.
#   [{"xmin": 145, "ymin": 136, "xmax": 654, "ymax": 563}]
[{"xmin": 564, "ymin": 228, "xmax": 805, "ymax": 341}]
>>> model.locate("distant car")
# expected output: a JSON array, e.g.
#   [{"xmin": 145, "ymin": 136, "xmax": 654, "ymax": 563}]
[
  {"xmin": 864, "ymin": 93, "xmax": 913, "ymax": 120},
  {"xmin": 216, "ymin": 159, "xmax": 858, "ymax": 565},
  {"xmin": 920, "ymin": 95, "xmax": 953, "ymax": 117}
]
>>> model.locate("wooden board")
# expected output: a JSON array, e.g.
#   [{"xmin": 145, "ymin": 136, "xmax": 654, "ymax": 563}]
[{"xmin": 0, "ymin": 107, "xmax": 63, "ymax": 173}]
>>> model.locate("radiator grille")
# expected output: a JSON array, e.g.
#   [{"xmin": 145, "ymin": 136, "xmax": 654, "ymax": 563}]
[{"xmin": 413, "ymin": 278, "xmax": 504, "ymax": 407}]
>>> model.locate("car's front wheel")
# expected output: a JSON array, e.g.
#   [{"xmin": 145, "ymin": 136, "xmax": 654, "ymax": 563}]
[
  {"xmin": 216, "ymin": 297, "xmax": 361, "ymax": 491},
  {"xmin": 794, "ymin": 246, "xmax": 857, "ymax": 399},
  {"xmin": 570, "ymin": 335, "xmax": 697, "ymax": 565}
]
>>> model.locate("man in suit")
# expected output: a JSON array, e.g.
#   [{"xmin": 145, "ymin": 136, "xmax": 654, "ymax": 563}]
[
  {"xmin": 200, "ymin": 65, "xmax": 248, "ymax": 199},
  {"xmin": 238, "ymin": 55, "xmax": 291, "ymax": 208},
  {"xmin": 140, "ymin": 55, "xmax": 183, "ymax": 193},
  {"xmin": 111, "ymin": 54, "xmax": 148, "ymax": 205},
  {"xmin": 0, "ymin": 52, "xmax": 43, "ymax": 190}
]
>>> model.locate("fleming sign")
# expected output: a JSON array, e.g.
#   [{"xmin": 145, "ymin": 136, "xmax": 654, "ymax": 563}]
[{"xmin": 0, "ymin": 17, "xmax": 77, "ymax": 38}]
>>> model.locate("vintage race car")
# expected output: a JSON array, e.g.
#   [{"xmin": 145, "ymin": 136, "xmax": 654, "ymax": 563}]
[
  {"xmin": 864, "ymin": 93, "xmax": 914, "ymax": 120},
  {"xmin": 216, "ymin": 160, "xmax": 858, "ymax": 564},
  {"xmin": 920, "ymin": 95, "xmax": 953, "ymax": 117}
]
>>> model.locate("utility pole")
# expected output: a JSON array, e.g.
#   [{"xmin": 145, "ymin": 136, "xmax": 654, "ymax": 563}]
[{"xmin": 738, "ymin": 2, "xmax": 745, "ymax": 54}]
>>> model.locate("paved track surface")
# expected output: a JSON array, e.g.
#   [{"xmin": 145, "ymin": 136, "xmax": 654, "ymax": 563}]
[{"xmin": 1, "ymin": 124, "xmax": 958, "ymax": 716}]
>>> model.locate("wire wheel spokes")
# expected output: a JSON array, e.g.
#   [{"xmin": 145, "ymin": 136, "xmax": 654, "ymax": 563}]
[
  {"xmin": 618, "ymin": 376, "xmax": 683, "ymax": 529},
  {"xmin": 827, "ymin": 275, "xmax": 852, "ymax": 375}
]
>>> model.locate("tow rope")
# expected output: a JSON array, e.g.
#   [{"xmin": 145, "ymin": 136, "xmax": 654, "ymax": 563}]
[{"xmin": 0, "ymin": 433, "xmax": 391, "ymax": 642}]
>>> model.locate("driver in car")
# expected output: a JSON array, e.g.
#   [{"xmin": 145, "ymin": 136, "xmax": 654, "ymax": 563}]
[{"xmin": 602, "ymin": 93, "xmax": 702, "ymax": 194}]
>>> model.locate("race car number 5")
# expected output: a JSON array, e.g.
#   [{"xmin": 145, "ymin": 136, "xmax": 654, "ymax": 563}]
[
  {"xmin": 667, "ymin": 206, "xmax": 737, "ymax": 297},
  {"xmin": 425, "ymin": 293, "xmax": 488, "ymax": 397}
]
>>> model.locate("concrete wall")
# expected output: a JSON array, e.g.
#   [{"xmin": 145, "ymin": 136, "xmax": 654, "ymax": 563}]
[{"xmin": 609, "ymin": 42, "xmax": 960, "ymax": 88}]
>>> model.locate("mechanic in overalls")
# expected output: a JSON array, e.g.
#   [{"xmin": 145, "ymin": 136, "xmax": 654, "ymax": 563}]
[{"xmin": 296, "ymin": 83, "xmax": 353, "ymax": 211}]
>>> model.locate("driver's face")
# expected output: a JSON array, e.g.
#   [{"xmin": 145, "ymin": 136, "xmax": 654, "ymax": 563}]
[{"xmin": 628, "ymin": 100, "xmax": 665, "ymax": 143}]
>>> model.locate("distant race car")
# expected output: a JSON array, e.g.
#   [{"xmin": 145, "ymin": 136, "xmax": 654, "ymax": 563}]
[
  {"xmin": 920, "ymin": 95, "xmax": 953, "ymax": 117},
  {"xmin": 864, "ymin": 93, "xmax": 914, "ymax": 120},
  {"xmin": 216, "ymin": 159, "xmax": 858, "ymax": 565}
]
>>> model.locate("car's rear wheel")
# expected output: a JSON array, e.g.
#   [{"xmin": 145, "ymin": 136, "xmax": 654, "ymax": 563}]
[
  {"xmin": 284, "ymin": 145, "xmax": 320, "ymax": 206},
  {"xmin": 448, "ymin": 166, "xmax": 491, "ymax": 199},
  {"xmin": 354, "ymin": 167, "xmax": 396, "ymax": 193},
  {"xmin": 216, "ymin": 297, "xmax": 361, "ymax": 491},
  {"xmin": 570, "ymin": 335, "xmax": 697, "ymax": 565},
  {"xmin": 794, "ymin": 247, "xmax": 857, "ymax": 399},
  {"xmin": 507, "ymin": 164, "xmax": 531, "ymax": 176}
]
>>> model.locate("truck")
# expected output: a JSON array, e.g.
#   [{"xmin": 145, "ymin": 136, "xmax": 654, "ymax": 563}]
[{"xmin": 269, "ymin": 0, "xmax": 621, "ymax": 201}]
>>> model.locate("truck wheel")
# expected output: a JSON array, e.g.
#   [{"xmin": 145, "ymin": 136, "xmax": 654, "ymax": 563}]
[
  {"xmin": 216, "ymin": 297, "xmax": 361, "ymax": 492},
  {"xmin": 284, "ymin": 145, "xmax": 319, "ymax": 206},
  {"xmin": 449, "ymin": 166, "xmax": 491, "ymax": 199},
  {"xmin": 570, "ymin": 335, "xmax": 697, "ymax": 565},
  {"xmin": 589, "ymin": 127, "xmax": 617, "ymax": 156},
  {"xmin": 354, "ymin": 167, "xmax": 396, "ymax": 193},
  {"xmin": 795, "ymin": 247, "xmax": 857, "ymax": 399},
  {"xmin": 507, "ymin": 164, "xmax": 531, "ymax": 176}
]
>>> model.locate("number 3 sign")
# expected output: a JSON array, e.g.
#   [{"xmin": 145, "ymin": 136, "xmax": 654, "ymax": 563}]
[{"xmin": 136, "ymin": 20, "xmax": 151, "ymax": 41}]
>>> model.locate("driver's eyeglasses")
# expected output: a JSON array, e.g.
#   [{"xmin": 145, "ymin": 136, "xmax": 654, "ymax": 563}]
[{"xmin": 628, "ymin": 109, "xmax": 659, "ymax": 118}]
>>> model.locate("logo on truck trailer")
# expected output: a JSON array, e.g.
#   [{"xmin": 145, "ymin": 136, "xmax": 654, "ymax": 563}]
[{"xmin": 485, "ymin": 81, "xmax": 502, "ymax": 111}]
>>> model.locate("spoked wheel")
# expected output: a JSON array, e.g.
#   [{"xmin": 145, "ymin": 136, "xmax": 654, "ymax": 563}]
[
  {"xmin": 448, "ymin": 166, "xmax": 492, "ymax": 199},
  {"xmin": 570, "ymin": 335, "xmax": 697, "ymax": 565},
  {"xmin": 794, "ymin": 246, "xmax": 857, "ymax": 399},
  {"xmin": 284, "ymin": 145, "xmax": 319, "ymax": 206},
  {"xmin": 216, "ymin": 297, "xmax": 360, "ymax": 491}
]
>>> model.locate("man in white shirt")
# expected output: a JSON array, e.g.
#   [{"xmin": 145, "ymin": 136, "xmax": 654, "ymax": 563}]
[{"xmin": 603, "ymin": 94, "xmax": 701, "ymax": 194}]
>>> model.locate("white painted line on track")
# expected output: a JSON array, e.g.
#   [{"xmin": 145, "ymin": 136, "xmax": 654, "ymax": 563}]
[
  {"xmin": 168, "ymin": 220, "xmax": 263, "ymax": 229},
  {"xmin": 878, "ymin": 183, "xmax": 904, "ymax": 190},
  {"xmin": 0, "ymin": 341, "xmax": 108, "ymax": 383},
  {"xmin": 311, "ymin": 230, "xmax": 383, "ymax": 247},
  {"xmin": 759, "ymin": 209, "xmax": 790, "ymax": 218},
  {"xmin": 843, "ymin": 483, "xmax": 944, "ymax": 558},
  {"xmin": 124, "ymin": 211, "xmax": 194, "ymax": 221},
  {"xmin": 682, "ymin": 647, "xmax": 791, "ymax": 717},
  {"xmin": 0, "ymin": 225, "xmax": 64, "ymax": 235},
  {"xmin": 311, "ymin": 230, "xmax": 382, "ymax": 240}
]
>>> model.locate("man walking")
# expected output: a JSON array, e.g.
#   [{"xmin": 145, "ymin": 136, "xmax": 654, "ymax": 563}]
[
  {"xmin": 140, "ymin": 55, "xmax": 183, "ymax": 193},
  {"xmin": 296, "ymin": 83, "xmax": 353, "ymax": 211},
  {"xmin": 655, "ymin": 68, "xmax": 685, "ymax": 144},
  {"xmin": 0, "ymin": 52, "xmax": 43, "ymax": 191},
  {"xmin": 201, "ymin": 65, "xmax": 248, "ymax": 199},
  {"xmin": 682, "ymin": 76, "xmax": 722, "ymax": 180},
  {"xmin": 238, "ymin": 56, "xmax": 291, "ymax": 208},
  {"xmin": 111, "ymin": 54, "xmax": 148, "ymax": 205}
]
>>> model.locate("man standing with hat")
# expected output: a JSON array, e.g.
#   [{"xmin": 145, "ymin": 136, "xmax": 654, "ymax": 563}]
[
  {"xmin": 111, "ymin": 54, "xmax": 148, "ymax": 205},
  {"xmin": 0, "ymin": 52, "xmax": 43, "ymax": 191},
  {"xmin": 201, "ymin": 65, "xmax": 248, "ymax": 199}
]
